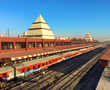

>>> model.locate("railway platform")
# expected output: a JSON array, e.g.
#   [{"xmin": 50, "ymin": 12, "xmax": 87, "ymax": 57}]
[
  {"xmin": 97, "ymin": 47, "xmax": 110, "ymax": 90},
  {"xmin": 96, "ymin": 67, "xmax": 110, "ymax": 90}
]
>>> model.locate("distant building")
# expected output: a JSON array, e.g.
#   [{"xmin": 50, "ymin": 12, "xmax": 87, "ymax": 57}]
[
  {"xmin": 84, "ymin": 32, "xmax": 93, "ymax": 41},
  {"xmin": 0, "ymin": 34, "xmax": 3, "ymax": 37},
  {"xmin": 22, "ymin": 14, "xmax": 55, "ymax": 39}
]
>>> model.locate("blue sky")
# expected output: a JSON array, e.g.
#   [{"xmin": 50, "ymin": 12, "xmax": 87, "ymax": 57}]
[{"xmin": 0, "ymin": 0, "xmax": 110, "ymax": 41}]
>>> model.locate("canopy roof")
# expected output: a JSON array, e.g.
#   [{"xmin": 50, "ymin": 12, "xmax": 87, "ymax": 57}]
[{"xmin": 101, "ymin": 48, "xmax": 110, "ymax": 61}]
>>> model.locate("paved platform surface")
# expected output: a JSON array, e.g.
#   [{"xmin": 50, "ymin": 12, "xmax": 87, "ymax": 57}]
[{"xmin": 96, "ymin": 67, "xmax": 110, "ymax": 90}]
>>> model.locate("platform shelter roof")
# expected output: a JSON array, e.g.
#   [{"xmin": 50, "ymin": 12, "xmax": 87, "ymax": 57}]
[{"xmin": 101, "ymin": 48, "xmax": 110, "ymax": 61}]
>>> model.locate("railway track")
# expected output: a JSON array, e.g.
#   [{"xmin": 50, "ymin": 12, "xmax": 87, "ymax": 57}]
[
  {"xmin": 41, "ymin": 48, "xmax": 105, "ymax": 90},
  {"xmin": 74, "ymin": 61, "xmax": 104, "ymax": 90},
  {"xmin": 10, "ymin": 57, "xmax": 81, "ymax": 90},
  {"xmin": 4, "ymin": 47, "xmax": 104, "ymax": 90}
]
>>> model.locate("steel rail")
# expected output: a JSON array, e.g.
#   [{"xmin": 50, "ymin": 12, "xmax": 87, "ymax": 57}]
[
  {"xmin": 47, "ymin": 49, "xmax": 106, "ymax": 90},
  {"xmin": 4, "ymin": 47, "xmax": 104, "ymax": 90},
  {"xmin": 28, "ymin": 48, "xmax": 105, "ymax": 90}
]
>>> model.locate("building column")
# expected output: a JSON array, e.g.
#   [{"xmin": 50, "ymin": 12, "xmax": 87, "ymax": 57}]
[
  {"xmin": 26, "ymin": 42, "xmax": 29, "ymax": 50},
  {"xmin": 13, "ymin": 42, "xmax": 16, "ymax": 50},
  {"xmin": 25, "ymin": 38, "xmax": 28, "ymax": 50},
  {"xmin": 48, "ymin": 42, "xmax": 50, "ymax": 47},
  {"xmin": 54, "ymin": 41, "xmax": 56, "ymax": 47},
  {"xmin": 0, "ymin": 40, "xmax": 1, "ymax": 50},
  {"xmin": 42, "ymin": 40, "xmax": 44, "ymax": 48}
]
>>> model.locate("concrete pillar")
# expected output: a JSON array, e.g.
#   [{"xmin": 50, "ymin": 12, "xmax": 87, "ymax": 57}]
[
  {"xmin": 26, "ymin": 41, "xmax": 29, "ymax": 50},
  {"xmin": 54, "ymin": 41, "xmax": 56, "ymax": 47},
  {"xmin": 0, "ymin": 40, "xmax": 1, "ymax": 50},
  {"xmin": 13, "ymin": 42, "xmax": 16, "ymax": 49}
]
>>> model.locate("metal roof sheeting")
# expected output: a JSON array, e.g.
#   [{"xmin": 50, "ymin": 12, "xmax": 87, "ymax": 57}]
[{"xmin": 101, "ymin": 48, "xmax": 110, "ymax": 61}]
